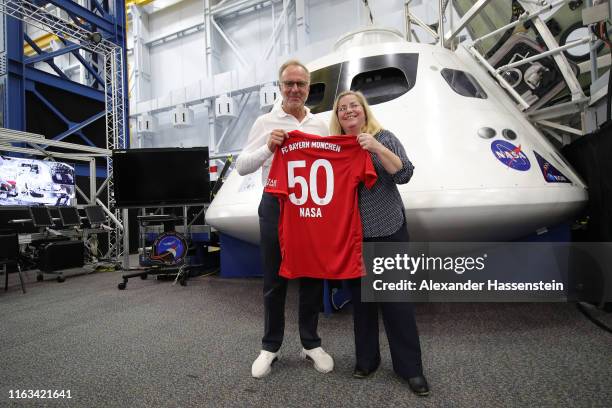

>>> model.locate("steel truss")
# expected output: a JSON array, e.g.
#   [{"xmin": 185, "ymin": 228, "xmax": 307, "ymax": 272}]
[
  {"xmin": 0, "ymin": 0, "xmax": 127, "ymax": 262},
  {"xmin": 456, "ymin": 0, "xmax": 599, "ymax": 141}
]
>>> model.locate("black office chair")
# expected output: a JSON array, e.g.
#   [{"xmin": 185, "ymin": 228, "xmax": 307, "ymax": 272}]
[{"xmin": 0, "ymin": 233, "xmax": 26, "ymax": 293}]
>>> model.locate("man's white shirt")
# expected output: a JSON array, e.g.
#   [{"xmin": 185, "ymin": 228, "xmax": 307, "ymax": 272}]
[{"xmin": 235, "ymin": 105, "xmax": 329, "ymax": 185}]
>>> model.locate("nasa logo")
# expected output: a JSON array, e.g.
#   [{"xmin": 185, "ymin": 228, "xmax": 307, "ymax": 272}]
[
  {"xmin": 490, "ymin": 140, "xmax": 530, "ymax": 171},
  {"xmin": 155, "ymin": 233, "xmax": 187, "ymax": 263},
  {"xmin": 533, "ymin": 150, "xmax": 571, "ymax": 183}
]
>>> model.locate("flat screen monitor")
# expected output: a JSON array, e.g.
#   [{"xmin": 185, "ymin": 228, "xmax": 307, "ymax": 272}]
[
  {"xmin": 59, "ymin": 206, "xmax": 81, "ymax": 227},
  {"xmin": 112, "ymin": 147, "xmax": 210, "ymax": 208},
  {"xmin": 85, "ymin": 205, "xmax": 106, "ymax": 224},
  {"xmin": 0, "ymin": 155, "xmax": 75, "ymax": 206},
  {"xmin": 29, "ymin": 206, "xmax": 53, "ymax": 227}
]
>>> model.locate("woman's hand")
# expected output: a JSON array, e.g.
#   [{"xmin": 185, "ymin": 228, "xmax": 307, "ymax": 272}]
[
  {"xmin": 358, "ymin": 132, "xmax": 403, "ymax": 175},
  {"xmin": 357, "ymin": 133, "xmax": 383, "ymax": 153}
]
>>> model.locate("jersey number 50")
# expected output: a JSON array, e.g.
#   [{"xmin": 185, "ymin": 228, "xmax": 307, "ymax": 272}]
[{"xmin": 287, "ymin": 159, "xmax": 334, "ymax": 206}]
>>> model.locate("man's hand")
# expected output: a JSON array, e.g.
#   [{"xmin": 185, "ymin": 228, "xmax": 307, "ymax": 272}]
[{"xmin": 267, "ymin": 129, "xmax": 288, "ymax": 152}]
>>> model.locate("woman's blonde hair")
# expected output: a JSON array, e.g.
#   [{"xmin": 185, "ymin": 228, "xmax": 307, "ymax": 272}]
[{"xmin": 329, "ymin": 90, "xmax": 383, "ymax": 136}]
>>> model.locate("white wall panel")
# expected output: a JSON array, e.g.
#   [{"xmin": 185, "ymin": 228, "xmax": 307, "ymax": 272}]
[
  {"xmin": 149, "ymin": 31, "xmax": 206, "ymax": 97},
  {"xmin": 148, "ymin": 0, "xmax": 204, "ymax": 40},
  {"xmin": 216, "ymin": 93, "xmax": 262, "ymax": 153},
  {"xmin": 214, "ymin": 6, "xmax": 275, "ymax": 73},
  {"xmin": 308, "ymin": 0, "xmax": 359, "ymax": 44},
  {"xmin": 147, "ymin": 102, "xmax": 211, "ymax": 148}
]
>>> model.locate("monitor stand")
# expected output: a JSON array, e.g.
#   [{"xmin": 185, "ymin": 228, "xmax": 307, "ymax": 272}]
[{"xmin": 118, "ymin": 214, "xmax": 189, "ymax": 290}]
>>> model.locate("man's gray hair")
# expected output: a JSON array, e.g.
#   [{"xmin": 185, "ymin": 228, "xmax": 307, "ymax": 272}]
[{"xmin": 278, "ymin": 59, "xmax": 310, "ymax": 82}]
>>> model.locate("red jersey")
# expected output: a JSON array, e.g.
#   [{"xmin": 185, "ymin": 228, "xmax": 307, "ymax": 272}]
[{"xmin": 264, "ymin": 130, "xmax": 377, "ymax": 279}]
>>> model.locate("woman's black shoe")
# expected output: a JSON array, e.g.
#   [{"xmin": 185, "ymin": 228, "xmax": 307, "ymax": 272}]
[
  {"xmin": 352, "ymin": 365, "xmax": 378, "ymax": 379},
  {"xmin": 407, "ymin": 375, "xmax": 430, "ymax": 396}
]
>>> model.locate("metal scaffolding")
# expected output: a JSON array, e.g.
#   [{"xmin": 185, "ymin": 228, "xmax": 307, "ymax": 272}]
[{"xmin": 0, "ymin": 0, "xmax": 128, "ymax": 262}]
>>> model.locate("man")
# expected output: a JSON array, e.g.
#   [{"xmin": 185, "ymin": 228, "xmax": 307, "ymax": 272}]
[{"xmin": 236, "ymin": 59, "xmax": 334, "ymax": 378}]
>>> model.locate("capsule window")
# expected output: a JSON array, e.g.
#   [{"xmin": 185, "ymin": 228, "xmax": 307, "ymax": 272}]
[
  {"xmin": 306, "ymin": 83, "xmax": 325, "ymax": 107},
  {"xmin": 502, "ymin": 129, "xmax": 517, "ymax": 140},
  {"xmin": 350, "ymin": 67, "xmax": 411, "ymax": 106},
  {"xmin": 441, "ymin": 68, "xmax": 487, "ymax": 99},
  {"xmin": 307, "ymin": 54, "xmax": 418, "ymax": 112},
  {"xmin": 306, "ymin": 63, "xmax": 341, "ymax": 114},
  {"xmin": 478, "ymin": 127, "xmax": 496, "ymax": 139}
]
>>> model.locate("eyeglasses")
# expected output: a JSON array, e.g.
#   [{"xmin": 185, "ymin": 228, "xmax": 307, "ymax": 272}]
[
  {"xmin": 337, "ymin": 103, "xmax": 362, "ymax": 113},
  {"xmin": 281, "ymin": 80, "xmax": 309, "ymax": 89}
]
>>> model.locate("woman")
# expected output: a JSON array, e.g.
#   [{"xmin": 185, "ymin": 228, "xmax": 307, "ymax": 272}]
[{"xmin": 330, "ymin": 90, "xmax": 429, "ymax": 396}]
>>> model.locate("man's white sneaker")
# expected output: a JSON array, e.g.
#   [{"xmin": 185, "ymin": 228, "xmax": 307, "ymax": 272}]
[
  {"xmin": 300, "ymin": 347, "xmax": 334, "ymax": 373},
  {"xmin": 251, "ymin": 350, "xmax": 279, "ymax": 378}
]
